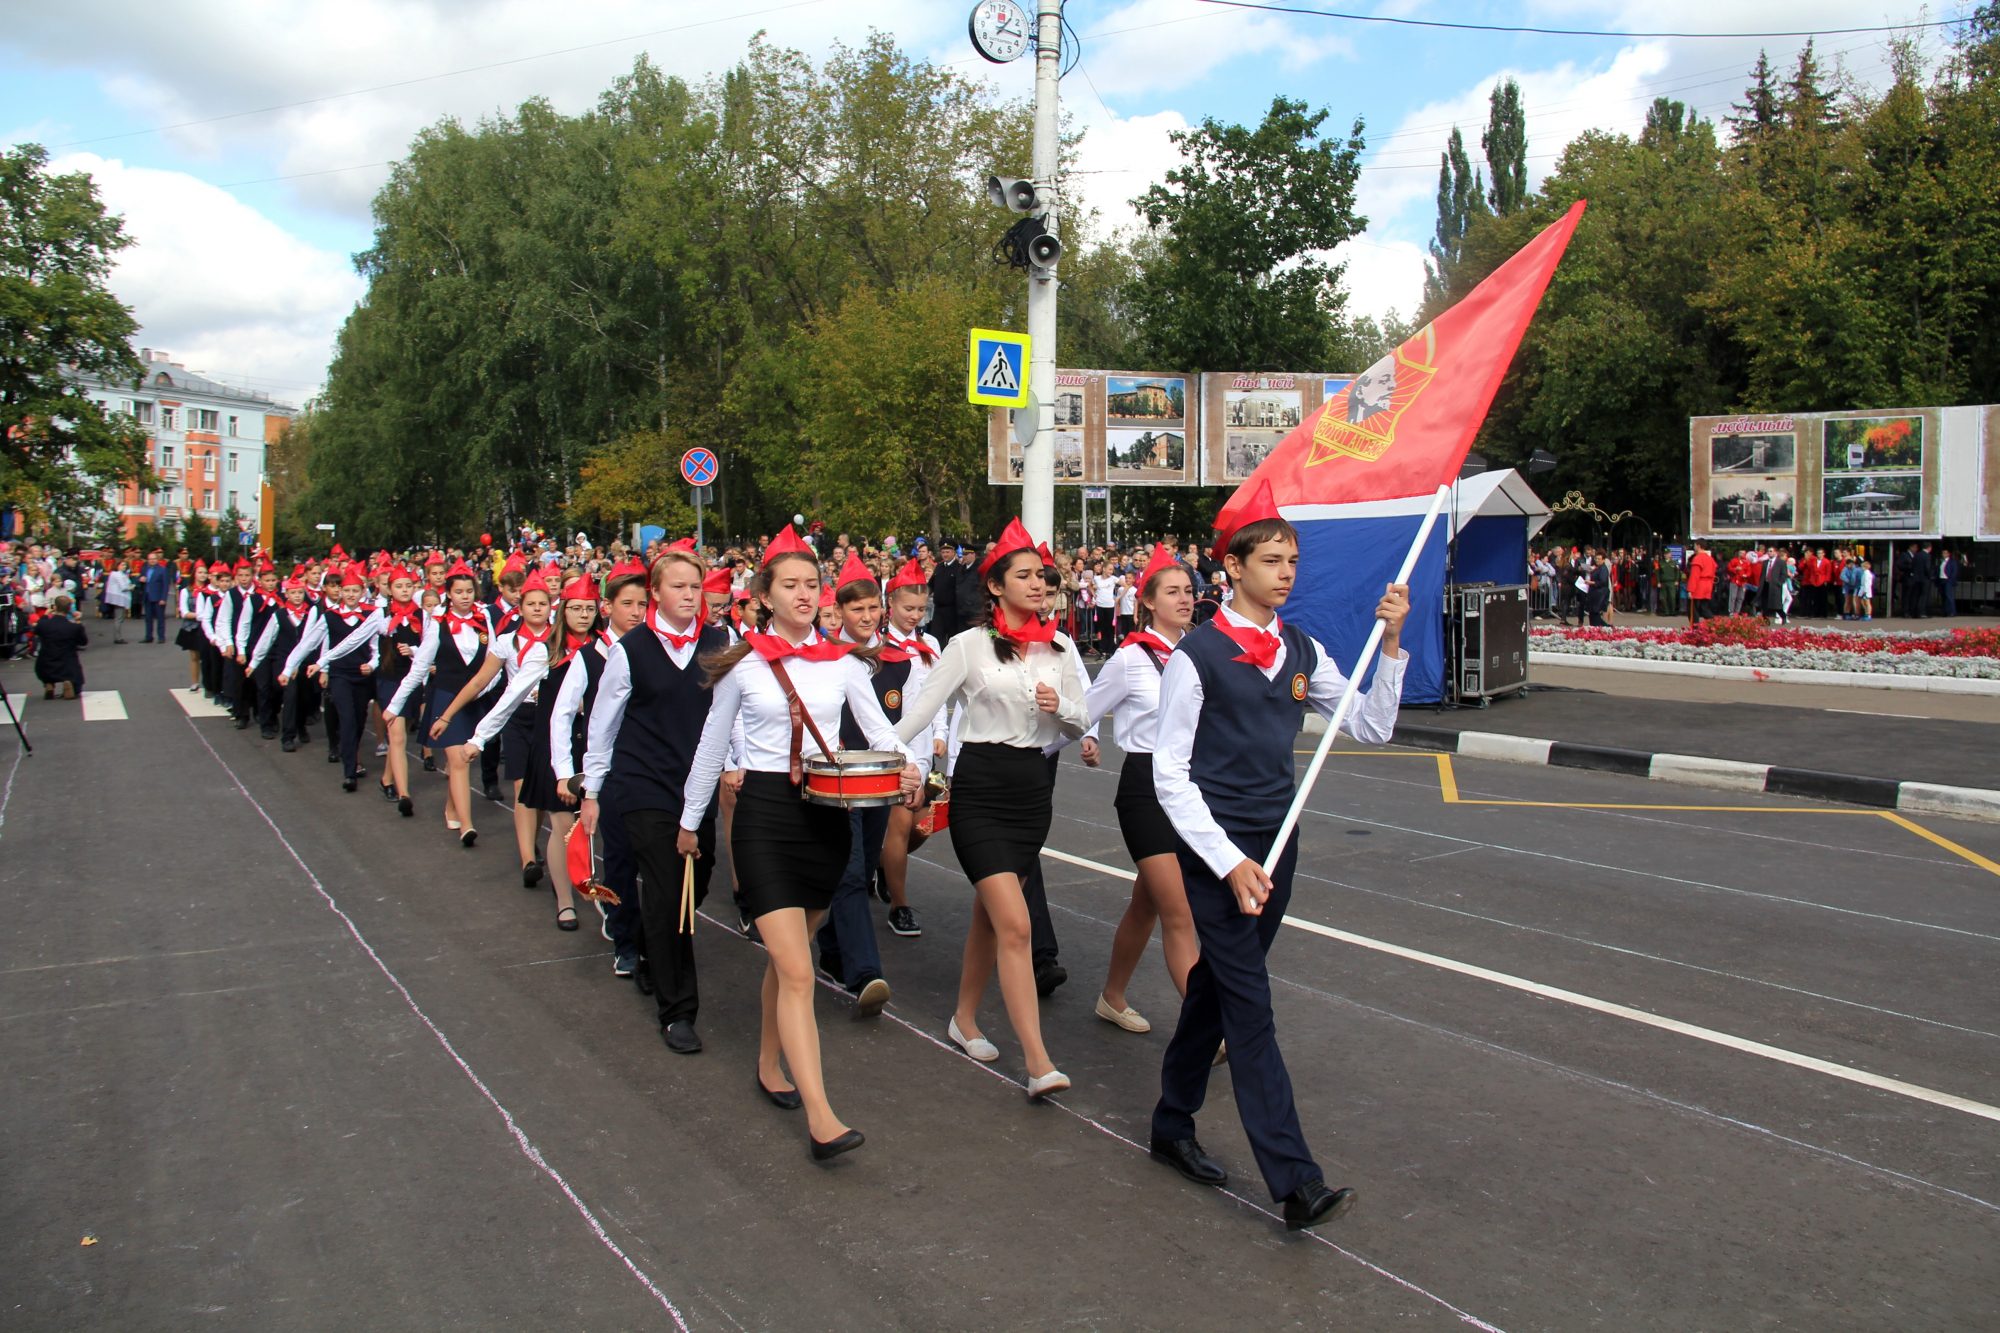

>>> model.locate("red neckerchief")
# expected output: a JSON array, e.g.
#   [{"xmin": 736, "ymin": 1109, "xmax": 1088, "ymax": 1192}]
[
  {"xmin": 254, "ymin": 587, "xmax": 281, "ymax": 608},
  {"xmin": 383, "ymin": 599, "xmax": 422, "ymax": 637},
  {"xmin": 492, "ymin": 599, "xmax": 519, "ymax": 634},
  {"xmin": 284, "ymin": 604, "xmax": 309, "ymax": 626},
  {"xmin": 744, "ymin": 631, "xmax": 852, "ymax": 663},
  {"xmin": 512, "ymin": 622, "xmax": 553, "ymax": 665},
  {"xmin": 442, "ymin": 609, "xmax": 485, "ymax": 638},
  {"xmin": 991, "ymin": 607, "xmax": 1057, "ymax": 647},
  {"xmin": 1213, "ymin": 615, "xmax": 1282, "ymax": 670},
  {"xmin": 327, "ymin": 602, "xmax": 369, "ymax": 626},
  {"xmin": 647, "ymin": 605, "xmax": 700, "ymax": 652},
  {"xmin": 199, "ymin": 585, "xmax": 221, "ymax": 600},
  {"xmin": 1119, "ymin": 630, "xmax": 1175, "ymax": 655},
  {"xmin": 881, "ymin": 630, "xmax": 936, "ymax": 664}
]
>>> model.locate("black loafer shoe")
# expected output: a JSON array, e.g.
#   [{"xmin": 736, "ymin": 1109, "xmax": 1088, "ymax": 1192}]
[
  {"xmin": 1282, "ymin": 1180, "xmax": 1355, "ymax": 1231},
  {"xmin": 809, "ymin": 1128, "xmax": 864, "ymax": 1162},
  {"xmin": 522, "ymin": 860, "xmax": 543, "ymax": 888},
  {"xmin": 1034, "ymin": 960, "xmax": 1068, "ymax": 997},
  {"xmin": 758, "ymin": 1076, "xmax": 802, "ymax": 1111},
  {"xmin": 1150, "ymin": 1136, "xmax": 1227, "ymax": 1186},
  {"xmin": 662, "ymin": 1020, "xmax": 702, "ymax": 1055},
  {"xmin": 280, "ymin": 740, "xmax": 297, "ymax": 752},
  {"xmin": 482, "ymin": 782, "xmax": 504, "ymax": 802}
]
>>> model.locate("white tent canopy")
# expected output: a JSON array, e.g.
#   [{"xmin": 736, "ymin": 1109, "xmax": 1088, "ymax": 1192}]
[{"xmin": 1449, "ymin": 468, "xmax": 1551, "ymax": 539}]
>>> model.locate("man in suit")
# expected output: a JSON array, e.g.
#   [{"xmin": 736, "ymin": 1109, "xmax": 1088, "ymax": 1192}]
[
  {"xmin": 1903, "ymin": 543, "xmax": 1933, "ymax": 619},
  {"xmin": 927, "ymin": 547, "xmax": 961, "ymax": 643},
  {"xmin": 142, "ymin": 549, "xmax": 175, "ymax": 643},
  {"xmin": 1936, "ymin": 548, "xmax": 1958, "ymax": 617}
]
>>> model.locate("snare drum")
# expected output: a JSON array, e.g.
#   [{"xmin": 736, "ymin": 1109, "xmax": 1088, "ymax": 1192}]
[{"xmin": 802, "ymin": 750, "xmax": 905, "ymax": 808}]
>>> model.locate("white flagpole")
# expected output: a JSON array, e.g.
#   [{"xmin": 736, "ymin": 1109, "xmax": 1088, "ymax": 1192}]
[{"xmin": 1262, "ymin": 482, "xmax": 1453, "ymax": 875}]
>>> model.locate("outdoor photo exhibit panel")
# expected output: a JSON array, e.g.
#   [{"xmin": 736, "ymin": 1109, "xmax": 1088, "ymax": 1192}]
[
  {"xmin": 1690, "ymin": 407, "xmax": 1945, "ymax": 539},
  {"xmin": 986, "ymin": 369, "xmax": 1197, "ymax": 486},
  {"xmin": 1197, "ymin": 372, "xmax": 1354, "ymax": 486}
]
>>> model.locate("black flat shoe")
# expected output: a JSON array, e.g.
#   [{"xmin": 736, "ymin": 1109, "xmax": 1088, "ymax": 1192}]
[
  {"xmin": 379, "ymin": 782, "xmax": 397, "ymax": 802},
  {"xmin": 1150, "ymin": 1136, "xmax": 1227, "ymax": 1187},
  {"xmin": 662, "ymin": 1020, "xmax": 702, "ymax": 1055},
  {"xmin": 327, "ymin": 751, "xmax": 340, "ymax": 763},
  {"xmin": 809, "ymin": 1129, "xmax": 864, "ymax": 1162},
  {"xmin": 1034, "ymin": 960, "xmax": 1068, "ymax": 997},
  {"xmin": 280, "ymin": 740, "xmax": 297, "ymax": 753},
  {"xmin": 522, "ymin": 860, "xmax": 543, "ymax": 888},
  {"xmin": 1282, "ymin": 1180, "xmax": 1355, "ymax": 1231},
  {"xmin": 758, "ymin": 1076, "xmax": 802, "ymax": 1111},
  {"xmin": 398, "ymin": 795, "xmax": 414, "ymax": 818},
  {"xmin": 342, "ymin": 778, "xmax": 358, "ymax": 793},
  {"xmin": 460, "ymin": 829, "xmax": 478, "ymax": 848},
  {"xmin": 482, "ymin": 782, "xmax": 504, "ymax": 803},
  {"xmin": 556, "ymin": 906, "xmax": 579, "ymax": 932},
  {"xmin": 422, "ymin": 756, "xmax": 436, "ymax": 772}
]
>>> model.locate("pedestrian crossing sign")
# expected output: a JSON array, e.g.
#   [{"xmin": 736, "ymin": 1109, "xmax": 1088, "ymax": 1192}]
[{"xmin": 967, "ymin": 328, "xmax": 1031, "ymax": 408}]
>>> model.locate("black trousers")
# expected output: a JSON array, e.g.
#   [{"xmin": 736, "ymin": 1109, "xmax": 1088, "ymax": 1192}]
[
  {"xmin": 279, "ymin": 673, "xmax": 317, "ymax": 744},
  {"xmin": 329, "ymin": 674, "xmax": 372, "ymax": 779},
  {"xmin": 222, "ymin": 655, "xmax": 248, "ymax": 718},
  {"xmin": 254, "ymin": 661, "xmax": 282, "ymax": 732},
  {"xmin": 322, "ymin": 673, "xmax": 345, "ymax": 759},
  {"xmin": 1153, "ymin": 826, "xmax": 1316, "ymax": 1202},
  {"xmin": 623, "ymin": 808, "xmax": 715, "ymax": 1028},
  {"xmin": 201, "ymin": 641, "xmax": 223, "ymax": 697}
]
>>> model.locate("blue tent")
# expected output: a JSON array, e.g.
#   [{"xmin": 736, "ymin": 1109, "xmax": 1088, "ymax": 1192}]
[{"xmin": 1281, "ymin": 469, "xmax": 1549, "ymax": 705}]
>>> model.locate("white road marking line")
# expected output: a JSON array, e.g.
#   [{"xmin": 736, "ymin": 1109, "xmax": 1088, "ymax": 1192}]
[
  {"xmin": 1824, "ymin": 707, "xmax": 1926, "ymax": 719},
  {"xmin": 172, "ymin": 689, "xmax": 231, "ymax": 718},
  {"xmin": 80, "ymin": 690, "xmax": 126, "ymax": 721},
  {"xmin": 699, "ymin": 900, "xmax": 1508, "ymax": 1332},
  {"xmin": 187, "ymin": 719, "xmax": 691, "ymax": 1330},
  {"xmin": 1037, "ymin": 847, "xmax": 2000, "ymax": 1126}
]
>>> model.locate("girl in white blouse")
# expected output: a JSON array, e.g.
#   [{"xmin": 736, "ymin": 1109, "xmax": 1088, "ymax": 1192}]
[
  {"xmin": 679, "ymin": 532, "xmax": 924, "ymax": 1161},
  {"xmin": 1071, "ymin": 544, "xmax": 1200, "ymax": 1035},
  {"xmin": 450, "ymin": 572, "xmax": 558, "ymax": 885},
  {"xmin": 895, "ymin": 521, "xmax": 1088, "ymax": 1100}
]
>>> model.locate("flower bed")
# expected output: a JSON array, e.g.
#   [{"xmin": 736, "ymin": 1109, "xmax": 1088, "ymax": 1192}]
[{"xmin": 1530, "ymin": 616, "xmax": 2000, "ymax": 679}]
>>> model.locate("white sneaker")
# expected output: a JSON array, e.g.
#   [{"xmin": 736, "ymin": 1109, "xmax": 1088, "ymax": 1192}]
[
  {"xmin": 1026, "ymin": 1069, "xmax": 1071, "ymax": 1100},
  {"xmin": 375, "ymin": 741, "xmax": 390, "ymax": 757},
  {"xmin": 947, "ymin": 1016, "xmax": 999, "ymax": 1063}
]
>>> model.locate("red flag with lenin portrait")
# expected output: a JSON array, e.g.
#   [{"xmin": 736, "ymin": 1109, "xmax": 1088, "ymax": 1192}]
[{"xmin": 1215, "ymin": 200, "xmax": 1584, "ymax": 703}]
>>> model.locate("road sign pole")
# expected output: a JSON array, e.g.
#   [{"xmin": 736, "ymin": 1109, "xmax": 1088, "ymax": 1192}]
[
  {"xmin": 694, "ymin": 486, "xmax": 704, "ymax": 549},
  {"xmin": 1020, "ymin": 0, "xmax": 1061, "ymax": 547}
]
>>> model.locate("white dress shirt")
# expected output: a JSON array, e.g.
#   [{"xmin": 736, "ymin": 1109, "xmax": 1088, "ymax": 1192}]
[
  {"xmin": 281, "ymin": 608, "xmax": 327, "ymax": 680},
  {"xmin": 1153, "ymin": 604, "xmax": 1406, "ymax": 879},
  {"xmin": 315, "ymin": 606, "xmax": 384, "ymax": 673},
  {"xmin": 581, "ymin": 621, "xmax": 703, "ymax": 799},
  {"xmin": 1069, "ymin": 626, "xmax": 1183, "ymax": 755},
  {"xmin": 679, "ymin": 636, "xmax": 924, "ymax": 832},
  {"xmin": 248, "ymin": 604, "xmax": 314, "ymax": 673},
  {"xmin": 895, "ymin": 626, "xmax": 1089, "ymax": 751},
  {"xmin": 547, "ymin": 638, "xmax": 607, "ymax": 784},
  {"xmin": 469, "ymin": 632, "xmax": 550, "ymax": 750}
]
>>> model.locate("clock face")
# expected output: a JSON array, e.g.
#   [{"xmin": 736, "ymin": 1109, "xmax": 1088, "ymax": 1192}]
[{"xmin": 969, "ymin": 0, "xmax": 1033, "ymax": 64}]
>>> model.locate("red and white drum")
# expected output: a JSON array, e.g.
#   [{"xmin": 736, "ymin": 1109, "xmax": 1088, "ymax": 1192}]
[{"xmin": 802, "ymin": 750, "xmax": 905, "ymax": 808}]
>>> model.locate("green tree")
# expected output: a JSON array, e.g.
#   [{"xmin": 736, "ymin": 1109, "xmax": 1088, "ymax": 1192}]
[
  {"xmin": 0, "ymin": 144, "xmax": 151, "ymax": 534},
  {"xmin": 1128, "ymin": 96, "xmax": 1366, "ymax": 373},
  {"xmin": 1424, "ymin": 127, "xmax": 1489, "ymax": 308},
  {"xmin": 1483, "ymin": 78, "xmax": 1528, "ymax": 215}
]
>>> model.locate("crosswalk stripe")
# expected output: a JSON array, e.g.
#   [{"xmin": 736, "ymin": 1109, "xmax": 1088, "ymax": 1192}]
[
  {"xmin": 171, "ymin": 689, "xmax": 232, "ymax": 718},
  {"xmin": 80, "ymin": 690, "xmax": 127, "ymax": 721}
]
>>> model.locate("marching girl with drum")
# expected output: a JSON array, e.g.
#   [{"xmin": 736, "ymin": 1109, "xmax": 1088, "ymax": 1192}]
[
  {"xmin": 1069, "ymin": 543, "xmax": 1201, "ymax": 1035},
  {"xmin": 894, "ymin": 519, "xmax": 1088, "ymax": 1100},
  {"xmin": 679, "ymin": 529, "xmax": 925, "ymax": 1161}
]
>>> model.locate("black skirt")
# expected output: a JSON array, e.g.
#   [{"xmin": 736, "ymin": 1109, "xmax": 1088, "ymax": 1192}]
[
  {"xmin": 732, "ymin": 771, "xmax": 852, "ymax": 918},
  {"xmin": 174, "ymin": 621, "xmax": 203, "ymax": 651},
  {"xmin": 1114, "ymin": 752, "xmax": 1180, "ymax": 861},
  {"xmin": 501, "ymin": 706, "xmax": 536, "ymax": 783},
  {"xmin": 948, "ymin": 743, "xmax": 1053, "ymax": 884}
]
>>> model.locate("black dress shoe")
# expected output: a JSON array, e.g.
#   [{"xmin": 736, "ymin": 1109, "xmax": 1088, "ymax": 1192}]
[
  {"xmin": 422, "ymin": 756, "xmax": 437, "ymax": 772},
  {"xmin": 281, "ymin": 740, "xmax": 297, "ymax": 753},
  {"xmin": 1034, "ymin": 960, "xmax": 1068, "ymax": 997},
  {"xmin": 809, "ymin": 1128, "xmax": 864, "ymax": 1162},
  {"xmin": 260, "ymin": 728, "xmax": 278, "ymax": 740},
  {"xmin": 398, "ymin": 795, "xmax": 414, "ymax": 818},
  {"xmin": 327, "ymin": 751, "xmax": 341, "ymax": 763},
  {"xmin": 758, "ymin": 1076, "xmax": 802, "ymax": 1111},
  {"xmin": 233, "ymin": 717, "xmax": 250, "ymax": 730},
  {"xmin": 380, "ymin": 782, "xmax": 398, "ymax": 802},
  {"xmin": 1282, "ymin": 1180, "xmax": 1356, "ymax": 1231},
  {"xmin": 482, "ymin": 781, "xmax": 505, "ymax": 802},
  {"xmin": 662, "ymin": 1020, "xmax": 702, "ymax": 1055},
  {"xmin": 1149, "ymin": 1136, "xmax": 1227, "ymax": 1186},
  {"xmin": 342, "ymin": 777, "xmax": 358, "ymax": 793},
  {"xmin": 521, "ymin": 860, "xmax": 543, "ymax": 888}
]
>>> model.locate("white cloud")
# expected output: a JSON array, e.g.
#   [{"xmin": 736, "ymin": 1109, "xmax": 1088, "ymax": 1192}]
[
  {"xmin": 1074, "ymin": 0, "xmax": 1351, "ymax": 98},
  {"xmin": 51, "ymin": 153, "xmax": 364, "ymax": 410},
  {"xmin": 1333, "ymin": 235, "xmax": 1429, "ymax": 329},
  {"xmin": 1065, "ymin": 107, "xmax": 1190, "ymax": 235}
]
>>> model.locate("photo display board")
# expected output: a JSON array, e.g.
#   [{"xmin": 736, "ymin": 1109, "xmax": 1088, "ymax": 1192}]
[
  {"xmin": 1690, "ymin": 407, "xmax": 1942, "ymax": 539},
  {"xmin": 1981, "ymin": 404, "xmax": 2000, "ymax": 539},
  {"xmin": 1197, "ymin": 372, "xmax": 1349, "ymax": 486}
]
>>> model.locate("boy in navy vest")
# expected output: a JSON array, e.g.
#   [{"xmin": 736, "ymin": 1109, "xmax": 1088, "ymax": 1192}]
[{"xmin": 1148, "ymin": 478, "xmax": 1410, "ymax": 1231}]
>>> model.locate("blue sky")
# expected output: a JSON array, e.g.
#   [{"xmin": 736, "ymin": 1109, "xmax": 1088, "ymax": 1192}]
[{"xmin": 1, "ymin": 1, "xmax": 1958, "ymax": 408}]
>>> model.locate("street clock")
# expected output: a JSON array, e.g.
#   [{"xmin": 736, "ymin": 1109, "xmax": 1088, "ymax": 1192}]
[{"xmin": 969, "ymin": 0, "xmax": 1032, "ymax": 64}]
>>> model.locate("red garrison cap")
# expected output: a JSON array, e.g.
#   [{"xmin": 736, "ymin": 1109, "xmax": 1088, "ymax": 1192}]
[{"xmin": 978, "ymin": 518, "xmax": 1036, "ymax": 578}]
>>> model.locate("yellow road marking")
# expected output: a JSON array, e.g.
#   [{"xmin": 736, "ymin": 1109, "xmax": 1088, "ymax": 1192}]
[{"xmin": 1879, "ymin": 812, "xmax": 2000, "ymax": 879}]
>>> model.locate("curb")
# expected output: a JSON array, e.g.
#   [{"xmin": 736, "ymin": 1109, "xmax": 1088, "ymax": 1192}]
[
  {"xmin": 1530, "ymin": 651, "xmax": 2000, "ymax": 695},
  {"xmin": 1386, "ymin": 722, "xmax": 2000, "ymax": 822}
]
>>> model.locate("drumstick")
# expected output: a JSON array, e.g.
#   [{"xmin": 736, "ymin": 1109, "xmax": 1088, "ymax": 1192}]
[{"xmin": 680, "ymin": 854, "xmax": 695, "ymax": 935}]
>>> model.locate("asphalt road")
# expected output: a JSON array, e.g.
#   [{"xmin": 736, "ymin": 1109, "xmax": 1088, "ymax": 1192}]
[{"xmin": 4, "ymin": 643, "xmax": 1997, "ymax": 1330}]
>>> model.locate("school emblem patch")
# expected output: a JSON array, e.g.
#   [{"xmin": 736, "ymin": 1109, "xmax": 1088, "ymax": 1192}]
[
  {"xmin": 884, "ymin": 689, "xmax": 902, "ymax": 711},
  {"xmin": 1290, "ymin": 672, "xmax": 1308, "ymax": 702}
]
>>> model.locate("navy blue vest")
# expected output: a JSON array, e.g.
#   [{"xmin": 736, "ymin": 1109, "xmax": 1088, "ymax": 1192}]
[
  {"xmin": 376, "ymin": 610, "xmax": 422, "ymax": 684},
  {"xmin": 321, "ymin": 608, "xmax": 373, "ymax": 680},
  {"xmin": 1178, "ymin": 618, "xmax": 1319, "ymax": 835},
  {"xmin": 839, "ymin": 653, "xmax": 911, "ymax": 751},
  {"xmin": 601, "ymin": 624, "xmax": 728, "ymax": 814},
  {"xmin": 431, "ymin": 622, "xmax": 488, "ymax": 700}
]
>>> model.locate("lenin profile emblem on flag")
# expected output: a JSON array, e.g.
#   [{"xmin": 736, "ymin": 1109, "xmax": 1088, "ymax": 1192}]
[{"xmin": 1307, "ymin": 324, "xmax": 1439, "ymax": 467}]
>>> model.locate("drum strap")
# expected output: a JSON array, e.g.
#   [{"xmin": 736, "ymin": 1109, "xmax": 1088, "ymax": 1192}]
[{"xmin": 766, "ymin": 657, "xmax": 839, "ymax": 788}]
